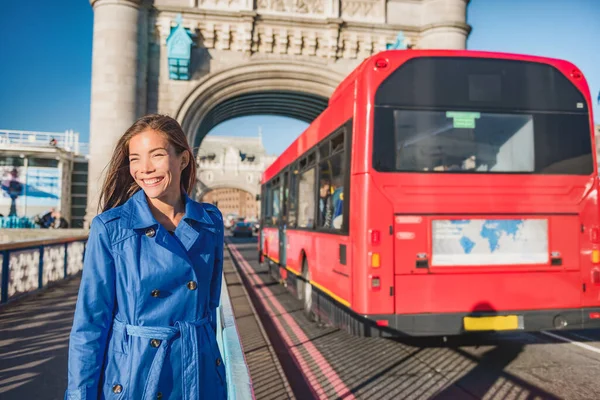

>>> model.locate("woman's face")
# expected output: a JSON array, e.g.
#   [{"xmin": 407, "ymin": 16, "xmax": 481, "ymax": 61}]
[{"xmin": 128, "ymin": 129, "xmax": 188, "ymax": 202}]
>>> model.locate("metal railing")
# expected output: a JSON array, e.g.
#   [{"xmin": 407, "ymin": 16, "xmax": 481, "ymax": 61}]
[
  {"xmin": 0, "ymin": 235, "xmax": 88, "ymax": 303},
  {"xmin": 0, "ymin": 235, "xmax": 254, "ymax": 399},
  {"xmin": 218, "ymin": 277, "xmax": 255, "ymax": 399},
  {"xmin": 0, "ymin": 129, "xmax": 89, "ymax": 156}
]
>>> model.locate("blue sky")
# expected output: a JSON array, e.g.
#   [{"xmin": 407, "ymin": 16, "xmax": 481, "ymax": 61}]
[{"xmin": 0, "ymin": 0, "xmax": 598, "ymax": 156}]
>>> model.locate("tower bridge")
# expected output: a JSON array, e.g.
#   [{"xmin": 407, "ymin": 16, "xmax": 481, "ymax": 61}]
[{"xmin": 85, "ymin": 0, "xmax": 471, "ymax": 224}]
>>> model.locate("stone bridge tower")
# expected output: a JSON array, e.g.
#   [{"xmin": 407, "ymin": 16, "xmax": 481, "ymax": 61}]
[{"xmin": 85, "ymin": 0, "xmax": 470, "ymax": 225}]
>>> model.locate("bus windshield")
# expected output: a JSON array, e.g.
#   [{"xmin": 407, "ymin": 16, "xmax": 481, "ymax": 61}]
[
  {"xmin": 383, "ymin": 109, "xmax": 592, "ymax": 174},
  {"xmin": 373, "ymin": 57, "xmax": 594, "ymax": 175}
]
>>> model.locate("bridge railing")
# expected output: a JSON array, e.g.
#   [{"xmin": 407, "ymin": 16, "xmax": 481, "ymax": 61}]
[
  {"xmin": 0, "ymin": 235, "xmax": 254, "ymax": 399},
  {"xmin": 218, "ymin": 274, "xmax": 255, "ymax": 399},
  {"xmin": 0, "ymin": 129, "xmax": 89, "ymax": 155},
  {"xmin": 0, "ymin": 235, "xmax": 88, "ymax": 304}
]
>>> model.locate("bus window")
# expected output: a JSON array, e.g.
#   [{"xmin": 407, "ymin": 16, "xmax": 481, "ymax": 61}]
[
  {"xmin": 331, "ymin": 132, "xmax": 344, "ymax": 154},
  {"xmin": 376, "ymin": 109, "xmax": 592, "ymax": 174},
  {"xmin": 319, "ymin": 142, "xmax": 330, "ymax": 160},
  {"xmin": 282, "ymin": 171, "xmax": 288, "ymax": 226},
  {"xmin": 297, "ymin": 168, "xmax": 316, "ymax": 228},
  {"xmin": 271, "ymin": 186, "xmax": 281, "ymax": 226},
  {"xmin": 263, "ymin": 183, "xmax": 272, "ymax": 226},
  {"xmin": 288, "ymin": 165, "xmax": 298, "ymax": 228},
  {"xmin": 318, "ymin": 152, "xmax": 345, "ymax": 230},
  {"xmin": 373, "ymin": 57, "xmax": 593, "ymax": 175}
]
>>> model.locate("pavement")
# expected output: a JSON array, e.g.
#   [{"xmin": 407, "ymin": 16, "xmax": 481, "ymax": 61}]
[{"xmin": 0, "ymin": 248, "xmax": 292, "ymax": 400}]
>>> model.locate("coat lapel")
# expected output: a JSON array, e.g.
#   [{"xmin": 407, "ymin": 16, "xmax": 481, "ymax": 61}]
[
  {"xmin": 155, "ymin": 225, "xmax": 194, "ymax": 267},
  {"xmin": 120, "ymin": 190, "xmax": 216, "ymax": 261}
]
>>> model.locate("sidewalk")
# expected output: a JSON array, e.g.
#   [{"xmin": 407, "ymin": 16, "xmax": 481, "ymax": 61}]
[
  {"xmin": 223, "ymin": 246, "xmax": 295, "ymax": 400},
  {"xmin": 0, "ymin": 248, "xmax": 292, "ymax": 400}
]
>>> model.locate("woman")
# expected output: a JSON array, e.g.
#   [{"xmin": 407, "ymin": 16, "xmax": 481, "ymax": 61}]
[{"xmin": 65, "ymin": 114, "xmax": 226, "ymax": 400}]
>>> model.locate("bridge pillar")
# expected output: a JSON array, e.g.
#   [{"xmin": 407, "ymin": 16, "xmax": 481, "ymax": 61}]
[
  {"xmin": 85, "ymin": 0, "xmax": 143, "ymax": 226},
  {"xmin": 419, "ymin": 0, "xmax": 471, "ymax": 49}
]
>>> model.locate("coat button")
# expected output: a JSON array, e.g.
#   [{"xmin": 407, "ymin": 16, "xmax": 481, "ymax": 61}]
[
  {"xmin": 157, "ymin": 393, "xmax": 163, "ymax": 400},
  {"xmin": 150, "ymin": 339, "xmax": 161, "ymax": 348},
  {"xmin": 216, "ymin": 357, "xmax": 221, "ymax": 366},
  {"xmin": 145, "ymin": 227, "xmax": 156, "ymax": 238},
  {"xmin": 187, "ymin": 281, "xmax": 197, "ymax": 290},
  {"xmin": 151, "ymin": 289, "xmax": 160, "ymax": 298},
  {"xmin": 112, "ymin": 384, "xmax": 123, "ymax": 394}
]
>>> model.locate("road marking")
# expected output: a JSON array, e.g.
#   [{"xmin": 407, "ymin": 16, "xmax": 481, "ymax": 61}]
[
  {"xmin": 228, "ymin": 242, "xmax": 355, "ymax": 399},
  {"xmin": 569, "ymin": 331, "xmax": 599, "ymax": 342},
  {"xmin": 541, "ymin": 330, "xmax": 600, "ymax": 355}
]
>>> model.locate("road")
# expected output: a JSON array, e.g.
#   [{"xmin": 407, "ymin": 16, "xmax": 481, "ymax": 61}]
[{"xmin": 227, "ymin": 235, "xmax": 600, "ymax": 400}]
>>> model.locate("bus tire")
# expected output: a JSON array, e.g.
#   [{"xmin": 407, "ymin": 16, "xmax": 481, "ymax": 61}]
[
  {"xmin": 302, "ymin": 259, "xmax": 317, "ymax": 322},
  {"xmin": 267, "ymin": 260, "xmax": 275, "ymax": 280}
]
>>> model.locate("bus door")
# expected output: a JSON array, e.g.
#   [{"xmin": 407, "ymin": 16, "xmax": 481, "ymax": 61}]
[
  {"xmin": 258, "ymin": 185, "xmax": 266, "ymax": 263},
  {"xmin": 278, "ymin": 170, "xmax": 289, "ymax": 267}
]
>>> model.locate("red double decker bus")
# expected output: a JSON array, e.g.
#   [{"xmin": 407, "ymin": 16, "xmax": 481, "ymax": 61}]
[{"xmin": 258, "ymin": 49, "xmax": 600, "ymax": 336}]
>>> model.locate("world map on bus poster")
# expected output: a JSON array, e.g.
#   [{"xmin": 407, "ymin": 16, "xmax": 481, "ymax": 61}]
[{"xmin": 431, "ymin": 219, "xmax": 549, "ymax": 266}]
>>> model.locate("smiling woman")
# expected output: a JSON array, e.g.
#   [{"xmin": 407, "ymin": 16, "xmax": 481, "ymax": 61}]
[
  {"xmin": 65, "ymin": 114, "xmax": 227, "ymax": 400},
  {"xmin": 99, "ymin": 115, "xmax": 196, "ymax": 214}
]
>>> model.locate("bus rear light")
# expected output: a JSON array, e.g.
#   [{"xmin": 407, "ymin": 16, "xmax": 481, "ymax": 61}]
[
  {"xmin": 370, "ymin": 252, "xmax": 381, "ymax": 268},
  {"xmin": 591, "ymin": 227, "xmax": 600, "ymax": 243},
  {"xmin": 376, "ymin": 320, "xmax": 389, "ymax": 327},
  {"xmin": 370, "ymin": 230, "xmax": 381, "ymax": 245},
  {"xmin": 375, "ymin": 58, "xmax": 388, "ymax": 69},
  {"xmin": 592, "ymin": 250, "xmax": 600, "ymax": 264},
  {"xmin": 590, "ymin": 312, "xmax": 600, "ymax": 319},
  {"xmin": 571, "ymin": 69, "xmax": 583, "ymax": 80},
  {"xmin": 550, "ymin": 252, "xmax": 562, "ymax": 266},
  {"xmin": 591, "ymin": 268, "xmax": 600, "ymax": 284},
  {"xmin": 371, "ymin": 276, "xmax": 381, "ymax": 290},
  {"xmin": 416, "ymin": 253, "xmax": 429, "ymax": 269}
]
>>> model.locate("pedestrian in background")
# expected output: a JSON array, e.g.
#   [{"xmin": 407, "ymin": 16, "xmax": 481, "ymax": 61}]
[{"xmin": 65, "ymin": 114, "xmax": 226, "ymax": 400}]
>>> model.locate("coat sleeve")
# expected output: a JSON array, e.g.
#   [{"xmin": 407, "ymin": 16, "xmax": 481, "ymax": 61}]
[
  {"xmin": 65, "ymin": 217, "xmax": 116, "ymax": 400},
  {"xmin": 209, "ymin": 217, "xmax": 224, "ymax": 333}
]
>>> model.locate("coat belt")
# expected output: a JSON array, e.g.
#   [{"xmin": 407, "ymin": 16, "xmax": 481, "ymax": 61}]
[{"xmin": 112, "ymin": 317, "xmax": 210, "ymax": 400}]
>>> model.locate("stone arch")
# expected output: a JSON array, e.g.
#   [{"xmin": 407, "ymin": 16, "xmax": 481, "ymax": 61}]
[
  {"xmin": 195, "ymin": 180, "xmax": 258, "ymax": 203},
  {"xmin": 174, "ymin": 59, "xmax": 346, "ymax": 150},
  {"xmin": 197, "ymin": 185, "xmax": 259, "ymax": 220}
]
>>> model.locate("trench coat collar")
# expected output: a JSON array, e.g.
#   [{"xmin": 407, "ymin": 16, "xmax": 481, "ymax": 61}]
[{"xmin": 120, "ymin": 189, "xmax": 215, "ymax": 230}]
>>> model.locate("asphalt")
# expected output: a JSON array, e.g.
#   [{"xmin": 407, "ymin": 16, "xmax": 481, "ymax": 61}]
[{"xmin": 227, "ymin": 236, "xmax": 600, "ymax": 400}]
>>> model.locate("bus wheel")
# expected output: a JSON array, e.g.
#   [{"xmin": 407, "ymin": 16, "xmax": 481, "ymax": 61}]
[
  {"xmin": 268, "ymin": 260, "xmax": 277, "ymax": 281},
  {"xmin": 302, "ymin": 260, "xmax": 316, "ymax": 322},
  {"xmin": 296, "ymin": 265, "xmax": 304, "ymax": 301}
]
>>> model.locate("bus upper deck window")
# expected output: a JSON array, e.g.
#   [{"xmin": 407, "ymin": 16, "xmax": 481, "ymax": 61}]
[{"xmin": 468, "ymin": 74, "xmax": 501, "ymax": 102}]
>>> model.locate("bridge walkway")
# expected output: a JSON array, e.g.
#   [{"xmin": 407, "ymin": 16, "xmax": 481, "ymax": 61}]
[{"xmin": 0, "ymin": 251, "xmax": 292, "ymax": 400}]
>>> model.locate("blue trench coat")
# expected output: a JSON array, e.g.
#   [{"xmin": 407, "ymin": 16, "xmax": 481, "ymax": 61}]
[{"xmin": 65, "ymin": 189, "xmax": 227, "ymax": 400}]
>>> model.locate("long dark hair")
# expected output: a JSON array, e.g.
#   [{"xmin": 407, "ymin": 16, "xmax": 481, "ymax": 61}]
[{"xmin": 99, "ymin": 114, "xmax": 196, "ymax": 212}]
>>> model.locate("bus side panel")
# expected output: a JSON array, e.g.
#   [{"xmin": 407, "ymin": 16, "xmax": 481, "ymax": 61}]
[
  {"xmin": 262, "ymin": 227, "xmax": 280, "ymax": 263},
  {"xmin": 394, "ymin": 271, "xmax": 581, "ymax": 314},
  {"xmin": 313, "ymin": 232, "xmax": 353, "ymax": 307},
  {"xmin": 285, "ymin": 230, "xmax": 313, "ymax": 274},
  {"xmin": 580, "ymin": 187, "xmax": 600, "ymax": 308}
]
